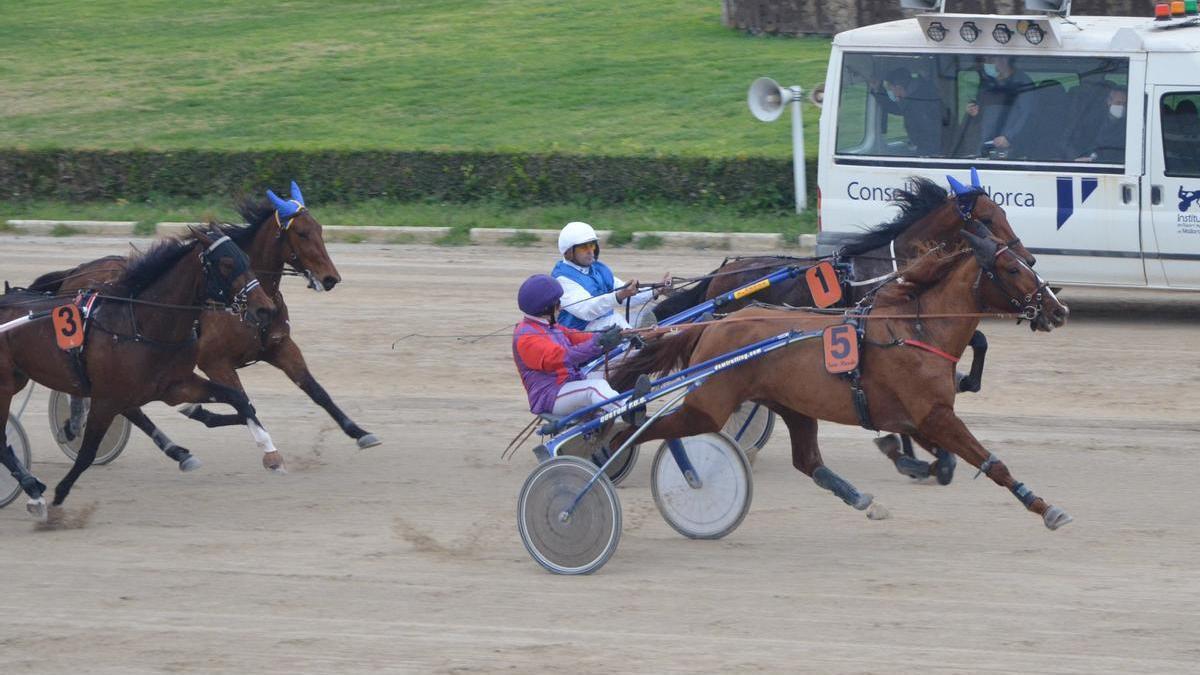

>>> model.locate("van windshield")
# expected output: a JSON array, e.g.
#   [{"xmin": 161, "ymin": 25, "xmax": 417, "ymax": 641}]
[{"xmin": 836, "ymin": 52, "xmax": 1129, "ymax": 167}]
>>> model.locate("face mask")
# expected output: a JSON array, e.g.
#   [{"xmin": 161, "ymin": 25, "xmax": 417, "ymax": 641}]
[
  {"xmin": 983, "ymin": 63, "xmax": 999, "ymax": 78},
  {"xmin": 1109, "ymin": 104, "xmax": 1125, "ymax": 119},
  {"xmin": 886, "ymin": 88, "xmax": 899, "ymax": 103}
]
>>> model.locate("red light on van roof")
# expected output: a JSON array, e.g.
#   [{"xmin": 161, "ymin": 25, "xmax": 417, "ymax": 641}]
[{"xmin": 1155, "ymin": 3, "xmax": 1171, "ymax": 18}]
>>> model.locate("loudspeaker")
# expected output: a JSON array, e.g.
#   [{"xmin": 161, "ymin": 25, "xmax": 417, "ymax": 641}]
[
  {"xmin": 748, "ymin": 77, "xmax": 794, "ymax": 122},
  {"xmin": 808, "ymin": 83, "xmax": 825, "ymax": 109}
]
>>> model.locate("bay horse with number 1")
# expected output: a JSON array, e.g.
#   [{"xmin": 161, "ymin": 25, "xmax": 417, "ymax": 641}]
[
  {"xmin": 1, "ymin": 228, "xmax": 275, "ymax": 517},
  {"xmin": 614, "ymin": 226, "xmax": 1074, "ymax": 530}
]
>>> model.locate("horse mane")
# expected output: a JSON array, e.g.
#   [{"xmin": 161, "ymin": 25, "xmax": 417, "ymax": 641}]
[
  {"xmin": 207, "ymin": 196, "xmax": 275, "ymax": 248},
  {"xmin": 119, "ymin": 234, "xmax": 203, "ymax": 296},
  {"xmin": 874, "ymin": 244, "xmax": 972, "ymax": 306},
  {"xmin": 837, "ymin": 177, "xmax": 985, "ymax": 256}
]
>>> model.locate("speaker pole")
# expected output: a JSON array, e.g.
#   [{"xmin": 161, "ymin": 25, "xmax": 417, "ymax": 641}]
[{"xmin": 788, "ymin": 85, "xmax": 806, "ymax": 213}]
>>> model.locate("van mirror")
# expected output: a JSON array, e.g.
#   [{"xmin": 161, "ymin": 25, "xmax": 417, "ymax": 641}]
[
  {"xmin": 900, "ymin": 0, "xmax": 945, "ymax": 10},
  {"xmin": 1024, "ymin": 0, "xmax": 1072, "ymax": 15}
]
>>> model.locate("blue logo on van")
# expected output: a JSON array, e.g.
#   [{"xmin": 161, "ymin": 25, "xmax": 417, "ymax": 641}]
[
  {"xmin": 1056, "ymin": 177, "xmax": 1098, "ymax": 229},
  {"xmin": 1178, "ymin": 187, "xmax": 1200, "ymax": 212}
]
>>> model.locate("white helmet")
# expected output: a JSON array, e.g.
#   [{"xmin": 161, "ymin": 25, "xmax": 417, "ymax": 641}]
[{"xmin": 558, "ymin": 221, "xmax": 600, "ymax": 256}]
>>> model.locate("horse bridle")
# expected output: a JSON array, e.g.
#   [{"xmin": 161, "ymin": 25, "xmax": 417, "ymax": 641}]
[
  {"xmin": 274, "ymin": 208, "xmax": 323, "ymax": 290},
  {"xmin": 968, "ymin": 230, "xmax": 1052, "ymax": 322},
  {"xmin": 956, "ymin": 194, "xmax": 1030, "ymax": 262},
  {"xmin": 200, "ymin": 235, "xmax": 261, "ymax": 318}
]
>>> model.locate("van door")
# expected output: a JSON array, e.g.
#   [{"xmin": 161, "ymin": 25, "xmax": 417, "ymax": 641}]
[{"xmin": 1146, "ymin": 87, "xmax": 1200, "ymax": 288}]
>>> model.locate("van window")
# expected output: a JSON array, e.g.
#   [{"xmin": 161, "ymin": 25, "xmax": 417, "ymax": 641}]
[
  {"xmin": 835, "ymin": 52, "xmax": 1129, "ymax": 169},
  {"xmin": 1161, "ymin": 92, "xmax": 1200, "ymax": 177}
]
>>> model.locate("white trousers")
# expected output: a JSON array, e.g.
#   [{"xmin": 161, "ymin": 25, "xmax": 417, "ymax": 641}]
[{"xmin": 551, "ymin": 374, "xmax": 620, "ymax": 417}]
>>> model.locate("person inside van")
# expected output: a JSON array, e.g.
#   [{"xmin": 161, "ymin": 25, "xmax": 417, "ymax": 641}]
[
  {"xmin": 1063, "ymin": 71, "xmax": 1115, "ymax": 159},
  {"xmin": 977, "ymin": 55, "xmax": 1035, "ymax": 157},
  {"xmin": 1073, "ymin": 85, "xmax": 1127, "ymax": 163},
  {"xmin": 870, "ymin": 67, "xmax": 943, "ymax": 156}
]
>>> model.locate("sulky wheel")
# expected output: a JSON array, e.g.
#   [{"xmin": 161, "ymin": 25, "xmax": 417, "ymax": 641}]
[
  {"xmin": 556, "ymin": 430, "xmax": 640, "ymax": 487},
  {"xmin": 652, "ymin": 432, "xmax": 753, "ymax": 540},
  {"xmin": 47, "ymin": 390, "xmax": 132, "ymax": 465},
  {"xmin": 1, "ymin": 419, "xmax": 33, "ymax": 509},
  {"xmin": 721, "ymin": 402, "xmax": 775, "ymax": 465},
  {"xmin": 518, "ymin": 456, "xmax": 622, "ymax": 575},
  {"xmin": 589, "ymin": 442, "xmax": 640, "ymax": 486}
]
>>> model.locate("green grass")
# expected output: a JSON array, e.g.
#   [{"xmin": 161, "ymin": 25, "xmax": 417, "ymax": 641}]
[
  {"xmin": 0, "ymin": 1, "xmax": 829, "ymax": 160},
  {"xmin": 0, "ymin": 197, "xmax": 816, "ymax": 237}
]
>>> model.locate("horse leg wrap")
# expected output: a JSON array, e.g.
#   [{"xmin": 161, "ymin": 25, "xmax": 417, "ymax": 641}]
[
  {"xmin": 1009, "ymin": 482, "xmax": 1039, "ymax": 509},
  {"xmin": 68, "ymin": 395, "xmax": 86, "ymax": 437},
  {"xmin": 19, "ymin": 474, "xmax": 47, "ymax": 498},
  {"xmin": 893, "ymin": 455, "xmax": 932, "ymax": 480},
  {"xmin": 1, "ymin": 445, "xmax": 43, "ymax": 497},
  {"xmin": 933, "ymin": 448, "xmax": 957, "ymax": 485},
  {"xmin": 813, "ymin": 466, "xmax": 873, "ymax": 510}
]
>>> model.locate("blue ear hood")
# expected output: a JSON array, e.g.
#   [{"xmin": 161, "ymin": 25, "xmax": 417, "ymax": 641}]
[
  {"xmin": 970, "ymin": 167, "xmax": 981, "ymax": 188},
  {"xmin": 289, "ymin": 181, "xmax": 305, "ymax": 207},
  {"xmin": 267, "ymin": 189, "xmax": 304, "ymax": 219},
  {"xmin": 947, "ymin": 175, "xmax": 970, "ymax": 196}
]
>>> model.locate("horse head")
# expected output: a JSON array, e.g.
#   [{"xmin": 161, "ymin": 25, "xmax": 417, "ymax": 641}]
[
  {"xmin": 945, "ymin": 169, "xmax": 1036, "ymax": 268},
  {"xmin": 192, "ymin": 227, "xmax": 277, "ymax": 327},
  {"xmin": 266, "ymin": 182, "xmax": 342, "ymax": 292},
  {"xmin": 960, "ymin": 227, "xmax": 1067, "ymax": 332}
]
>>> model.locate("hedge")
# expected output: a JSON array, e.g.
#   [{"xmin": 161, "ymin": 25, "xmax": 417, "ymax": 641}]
[{"xmin": 0, "ymin": 149, "xmax": 817, "ymax": 211}]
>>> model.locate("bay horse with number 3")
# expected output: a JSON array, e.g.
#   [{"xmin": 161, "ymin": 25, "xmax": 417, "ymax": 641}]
[
  {"xmin": 30, "ymin": 182, "xmax": 379, "ymax": 474},
  {"xmin": 613, "ymin": 226, "xmax": 1074, "ymax": 530},
  {"xmin": 0, "ymin": 228, "xmax": 275, "ymax": 518},
  {"xmin": 646, "ymin": 172, "xmax": 1036, "ymax": 484}
]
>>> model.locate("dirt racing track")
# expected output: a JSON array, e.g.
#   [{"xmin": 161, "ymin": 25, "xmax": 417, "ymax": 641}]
[{"xmin": 1, "ymin": 236, "xmax": 1198, "ymax": 673}]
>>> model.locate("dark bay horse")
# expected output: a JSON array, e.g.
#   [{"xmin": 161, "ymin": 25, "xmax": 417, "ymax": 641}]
[
  {"xmin": 1, "ymin": 229, "xmax": 276, "ymax": 517},
  {"xmin": 645, "ymin": 173, "xmax": 1035, "ymax": 482},
  {"xmin": 31, "ymin": 183, "xmax": 378, "ymax": 475},
  {"xmin": 613, "ymin": 228, "xmax": 1075, "ymax": 530}
]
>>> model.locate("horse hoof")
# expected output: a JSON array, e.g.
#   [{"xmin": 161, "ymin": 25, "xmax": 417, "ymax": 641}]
[
  {"xmin": 26, "ymin": 497, "xmax": 48, "ymax": 522},
  {"xmin": 894, "ymin": 456, "xmax": 931, "ymax": 480},
  {"xmin": 1043, "ymin": 506, "xmax": 1073, "ymax": 530},
  {"xmin": 866, "ymin": 501, "xmax": 891, "ymax": 520},
  {"xmin": 852, "ymin": 493, "xmax": 874, "ymax": 511},
  {"xmin": 179, "ymin": 455, "xmax": 203, "ymax": 472},
  {"xmin": 934, "ymin": 449, "xmax": 957, "ymax": 486},
  {"xmin": 356, "ymin": 433, "xmax": 382, "ymax": 449},
  {"xmin": 874, "ymin": 434, "xmax": 901, "ymax": 457}
]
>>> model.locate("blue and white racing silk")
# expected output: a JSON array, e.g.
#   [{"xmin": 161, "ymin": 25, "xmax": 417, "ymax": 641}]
[{"xmin": 552, "ymin": 259, "xmax": 653, "ymax": 331}]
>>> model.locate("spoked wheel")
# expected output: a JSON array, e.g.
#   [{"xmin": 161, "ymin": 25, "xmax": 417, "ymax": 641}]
[
  {"xmin": 47, "ymin": 390, "xmax": 131, "ymax": 465},
  {"xmin": 2, "ymin": 419, "xmax": 33, "ymax": 509},
  {"xmin": 651, "ymin": 433, "xmax": 752, "ymax": 540},
  {"xmin": 721, "ymin": 402, "xmax": 775, "ymax": 465},
  {"xmin": 518, "ymin": 456, "xmax": 622, "ymax": 575}
]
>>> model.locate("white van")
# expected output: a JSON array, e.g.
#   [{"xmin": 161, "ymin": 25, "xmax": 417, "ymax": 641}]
[{"xmin": 815, "ymin": 2, "xmax": 1200, "ymax": 289}]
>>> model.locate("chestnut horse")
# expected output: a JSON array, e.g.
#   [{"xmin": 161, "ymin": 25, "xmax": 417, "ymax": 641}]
[
  {"xmin": 30, "ymin": 183, "xmax": 377, "ymax": 475},
  {"xmin": 0, "ymin": 229, "xmax": 276, "ymax": 517},
  {"xmin": 613, "ymin": 227, "xmax": 1075, "ymax": 530},
  {"xmin": 645, "ymin": 174, "xmax": 1036, "ymax": 482}
]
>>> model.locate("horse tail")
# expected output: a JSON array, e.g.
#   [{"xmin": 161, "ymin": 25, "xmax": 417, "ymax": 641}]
[
  {"xmin": 651, "ymin": 275, "xmax": 713, "ymax": 321},
  {"xmin": 28, "ymin": 268, "xmax": 71, "ymax": 294},
  {"xmin": 609, "ymin": 326, "xmax": 705, "ymax": 391}
]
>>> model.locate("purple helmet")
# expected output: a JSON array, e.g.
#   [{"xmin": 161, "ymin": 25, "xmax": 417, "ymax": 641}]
[{"xmin": 518, "ymin": 274, "xmax": 563, "ymax": 316}]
